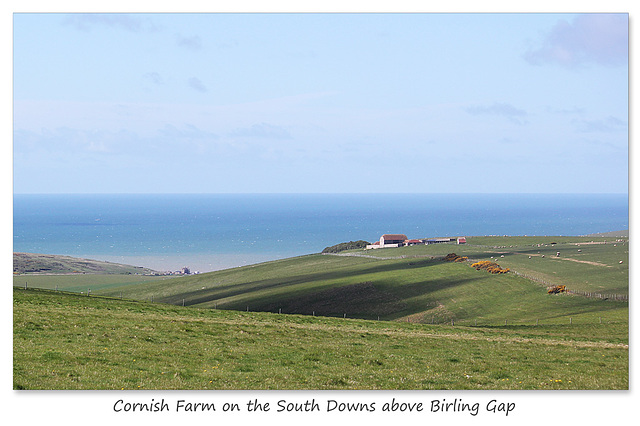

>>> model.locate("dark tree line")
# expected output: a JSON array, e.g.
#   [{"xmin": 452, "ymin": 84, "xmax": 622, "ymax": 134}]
[{"xmin": 322, "ymin": 240, "xmax": 371, "ymax": 254}]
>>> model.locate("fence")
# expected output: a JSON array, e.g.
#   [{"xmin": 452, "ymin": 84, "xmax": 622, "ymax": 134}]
[
  {"xmin": 15, "ymin": 285, "xmax": 626, "ymax": 328},
  {"xmin": 324, "ymin": 252, "xmax": 438, "ymax": 261},
  {"xmin": 565, "ymin": 289, "xmax": 628, "ymax": 302},
  {"xmin": 329, "ymin": 254, "xmax": 629, "ymax": 302},
  {"xmin": 511, "ymin": 271, "xmax": 628, "ymax": 302}
]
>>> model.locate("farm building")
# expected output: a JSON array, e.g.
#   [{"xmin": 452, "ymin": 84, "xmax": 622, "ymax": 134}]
[
  {"xmin": 367, "ymin": 234, "xmax": 409, "ymax": 249},
  {"xmin": 380, "ymin": 234, "xmax": 409, "ymax": 247},
  {"xmin": 424, "ymin": 238, "xmax": 455, "ymax": 245},
  {"xmin": 365, "ymin": 234, "xmax": 466, "ymax": 250}
]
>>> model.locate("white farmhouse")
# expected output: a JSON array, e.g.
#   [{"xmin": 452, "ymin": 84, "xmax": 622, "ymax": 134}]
[{"xmin": 379, "ymin": 234, "xmax": 408, "ymax": 248}]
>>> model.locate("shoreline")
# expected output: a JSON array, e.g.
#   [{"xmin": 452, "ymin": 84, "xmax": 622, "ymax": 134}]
[
  {"xmin": 17, "ymin": 230, "xmax": 628, "ymax": 275},
  {"xmin": 76, "ymin": 252, "xmax": 301, "ymax": 273}
]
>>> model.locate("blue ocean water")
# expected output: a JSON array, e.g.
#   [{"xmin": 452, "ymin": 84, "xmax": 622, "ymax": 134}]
[{"xmin": 13, "ymin": 193, "xmax": 628, "ymax": 272}]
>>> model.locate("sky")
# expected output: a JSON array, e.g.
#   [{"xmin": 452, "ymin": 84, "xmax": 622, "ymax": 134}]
[{"xmin": 12, "ymin": 12, "xmax": 629, "ymax": 194}]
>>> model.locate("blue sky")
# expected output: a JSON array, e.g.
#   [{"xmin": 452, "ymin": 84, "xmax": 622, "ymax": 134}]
[{"xmin": 13, "ymin": 13, "xmax": 629, "ymax": 193}]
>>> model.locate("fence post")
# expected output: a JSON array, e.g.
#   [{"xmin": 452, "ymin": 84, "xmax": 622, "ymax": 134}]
[{"xmin": 182, "ymin": 299, "xmax": 185, "ymax": 306}]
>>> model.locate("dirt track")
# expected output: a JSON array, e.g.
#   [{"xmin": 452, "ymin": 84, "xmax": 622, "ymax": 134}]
[{"xmin": 525, "ymin": 253, "xmax": 611, "ymax": 267}]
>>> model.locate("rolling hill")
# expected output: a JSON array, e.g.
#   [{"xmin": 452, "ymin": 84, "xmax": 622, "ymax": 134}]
[
  {"xmin": 86, "ymin": 235, "xmax": 629, "ymax": 326},
  {"xmin": 13, "ymin": 252, "xmax": 159, "ymax": 275},
  {"xmin": 13, "ymin": 234, "xmax": 629, "ymax": 390},
  {"xmin": 13, "ymin": 287, "xmax": 628, "ymax": 390}
]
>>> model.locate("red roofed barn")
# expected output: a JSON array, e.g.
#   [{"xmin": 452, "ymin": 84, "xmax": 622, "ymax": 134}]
[{"xmin": 380, "ymin": 234, "xmax": 409, "ymax": 246}]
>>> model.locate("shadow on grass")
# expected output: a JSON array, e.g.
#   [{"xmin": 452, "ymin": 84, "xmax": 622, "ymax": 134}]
[
  {"xmin": 158, "ymin": 258, "xmax": 482, "ymax": 322},
  {"xmin": 157, "ymin": 258, "xmax": 441, "ymax": 307}
]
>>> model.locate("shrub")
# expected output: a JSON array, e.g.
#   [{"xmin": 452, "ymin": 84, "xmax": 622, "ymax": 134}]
[
  {"xmin": 443, "ymin": 253, "xmax": 468, "ymax": 262},
  {"xmin": 547, "ymin": 285, "xmax": 567, "ymax": 294},
  {"xmin": 471, "ymin": 260, "xmax": 510, "ymax": 274},
  {"xmin": 322, "ymin": 240, "xmax": 371, "ymax": 254}
]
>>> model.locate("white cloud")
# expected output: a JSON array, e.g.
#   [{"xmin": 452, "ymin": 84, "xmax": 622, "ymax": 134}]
[
  {"xmin": 188, "ymin": 77, "xmax": 208, "ymax": 93},
  {"xmin": 142, "ymin": 72, "xmax": 163, "ymax": 85},
  {"xmin": 573, "ymin": 116, "xmax": 628, "ymax": 133},
  {"xmin": 464, "ymin": 102, "xmax": 528, "ymax": 125},
  {"xmin": 525, "ymin": 14, "xmax": 628, "ymax": 67},
  {"xmin": 176, "ymin": 34, "xmax": 202, "ymax": 50},
  {"xmin": 14, "ymin": 127, "xmax": 140, "ymax": 158},
  {"xmin": 13, "ymin": 123, "xmax": 222, "ymax": 162},
  {"xmin": 229, "ymin": 123, "xmax": 293, "ymax": 140},
  {"xmin": 61, "ymin": 14, "xmax": 158, "ymax": 33},
  {"xmin": 158, "ymin": 124, "xmax": 219, "ymax": 143}
]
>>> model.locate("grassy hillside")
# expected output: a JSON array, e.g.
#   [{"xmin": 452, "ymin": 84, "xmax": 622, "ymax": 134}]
[
  {"xmin": 13, "ymin": 252, "xmax": 170, "ymax": 293},
  {"xmin": 343, "ymin": 236, "xmax": 629, "ymax": 295},
  {"xmin": 14, "ymin": 273, "xmax": 175, "ymax": 293},
  {"xmin": 13, "ymin": 288, "xmax": 628, "ymax": 390},
  {"xmin": 13, "ymin": 252, "xmax": 159, "ymax": 275},
  {"xmin": 585, "ymin": 230, "xmax": 629, "ymax": 238},
  {"xmin": 90, "ymin": 236, "xmax": 628, "ymax": 327},
  {"xmin": 13, "ymin": 234, "xmax": 629, "ymax": 390}
]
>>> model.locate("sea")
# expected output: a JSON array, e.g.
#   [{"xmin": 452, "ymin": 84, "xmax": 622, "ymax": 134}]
[{"xmin": 12, "ymin": 193, "xmax": 629, "ymax": 273}]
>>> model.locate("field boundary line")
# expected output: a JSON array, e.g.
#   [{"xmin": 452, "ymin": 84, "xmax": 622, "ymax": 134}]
[
  {"xmin": 322, "ymin": 252, "xmax": 437, "ymax": 260},
  {"xmin": 510, "ymin": 271, "xmax": 628, "ymax": 302},
  {"xmin": 324, "ymin": 253, "xmax": 628, "ymax": 301}
]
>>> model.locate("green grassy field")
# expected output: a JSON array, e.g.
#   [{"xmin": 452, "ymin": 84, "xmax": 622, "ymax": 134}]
[
  {"xmin": 345, "ymin": 236, "xmax": 629, "ymax": 295},
  {"xmin": 13, "ymin": 235, "xmax": 629, "ymax": 390},
  {"xmin": 14, "ymin": 273, "xmax": 174, "ymax": 293},
  {"xmin": 13, "ymin": 252, "xmax": 158, "ymax": 275},
  {"xmin": 13, "ymin": 288, "xmax": 628, "ymax": 390},
  {"xmin": 13, "ymin": 252, "xmax": 171, "ymax": 293},
  {"xmin": 88, "ymin": 241, "xmax": 628, "ymax": 327}
]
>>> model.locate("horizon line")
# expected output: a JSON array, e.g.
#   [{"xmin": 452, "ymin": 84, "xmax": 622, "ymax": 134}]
[{"xmin": 11, "ymin": 191, "xmax": 631, "ymax": 196}]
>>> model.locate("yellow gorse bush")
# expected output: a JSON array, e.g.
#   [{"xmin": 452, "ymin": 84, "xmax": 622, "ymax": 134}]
[
  {"xmin": 443, "ymin": 253, "xmax": 469, "ymax": 262},
  {"xmin": 547, "ymin": 285, "xmax": 567, "ymax": 294},
  {"xmin": 471, "ymin": 260, "xmax": 510, "ymax": 274}
]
